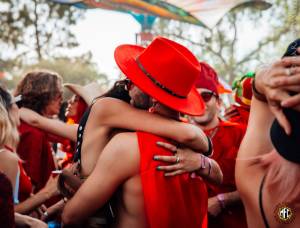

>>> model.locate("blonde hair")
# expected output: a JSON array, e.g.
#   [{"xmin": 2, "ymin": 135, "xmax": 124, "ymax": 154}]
[{"xmin": 0, "ymin": 99, "xmax": 19, "ymax": 148}]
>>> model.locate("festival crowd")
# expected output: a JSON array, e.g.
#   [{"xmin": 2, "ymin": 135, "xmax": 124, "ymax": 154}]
[{"xmin": 0, "ymin": 36, "xmax": 299, "ymax": 228}]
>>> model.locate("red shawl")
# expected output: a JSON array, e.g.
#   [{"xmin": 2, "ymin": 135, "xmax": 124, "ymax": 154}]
[{"xmin": 138, "ymin": 132, "xmax": 208, "ymax": 228}]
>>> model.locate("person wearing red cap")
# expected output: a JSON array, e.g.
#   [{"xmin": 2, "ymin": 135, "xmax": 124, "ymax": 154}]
[
  {"xmin": 62, "ymin": 37, "xmax": 223, "ymax": 228},
  {"xmin": 191, "ymin": 62, "xmax": 247, "ymax": 228},
  {"xmin": 225, "ymin": 72, "xmax": 255, "ymax": 126}
]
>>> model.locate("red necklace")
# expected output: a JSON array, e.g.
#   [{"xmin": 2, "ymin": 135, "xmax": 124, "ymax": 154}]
[{"xmin": 4, "ymin": 145, "xmax": 14, "ymax": 152}]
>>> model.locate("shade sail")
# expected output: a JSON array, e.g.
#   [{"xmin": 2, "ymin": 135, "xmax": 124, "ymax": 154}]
[{"xmin": 51, "ymin": 0, "xmax": 271, "ymax": 28}]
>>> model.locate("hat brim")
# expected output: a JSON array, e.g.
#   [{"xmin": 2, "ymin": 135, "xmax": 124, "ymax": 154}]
[
  {"xmin": 64, "ymin": 83, "xmax": 92, "ymax": 105},
  {"xmin": 114, "ymin": 45, "xmax": 205, "ymax": 116},
  {"xmin": 64, "ymin": 83, "xmax": 85, "ymax": 98}
]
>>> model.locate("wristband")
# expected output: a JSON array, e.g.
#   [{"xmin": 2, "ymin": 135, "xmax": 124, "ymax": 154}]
[
  {"xmin": 252, "ymin": 78, "xmax": 267, "ymax": 102},
  {"xmin": 203, "ymin": 135, "xmax": 213, "ymax": 157}
]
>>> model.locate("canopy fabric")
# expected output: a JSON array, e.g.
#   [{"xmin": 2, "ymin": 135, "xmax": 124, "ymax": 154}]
[{"xmin": 52, "ymin": 0, "xmax": 271, "ymax": 28}]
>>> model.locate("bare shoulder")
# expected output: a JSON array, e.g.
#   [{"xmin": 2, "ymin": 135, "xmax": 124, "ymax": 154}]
[
  {"xmin": 0, "ymin": 149, "xmax": 19, "ymax": 165},
  {"xmin": 96, "ymin": 132, "xmax": 140, "ymax": 177},
  {"xmin": 103, "ymin": 132, "xmax": 139, "ymax": 160},
  {"xmin": 92, "ymin": 97, "xmax": 130, "ymax": 114},
  {"xmin": 89, "ymin": 97, "xmax": 132, "ymax": 125},
  {"xmin": 0, "ymin": 150, "xmax": 19, "ymax": 176}
]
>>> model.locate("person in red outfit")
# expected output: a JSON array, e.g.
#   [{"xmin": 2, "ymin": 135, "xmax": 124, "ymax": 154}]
[
  {"xmin": 62, "ymin": 37, "xmax": 222, "ymax": 227},
  {"xmin": 225, "ymin": 72, "xmax": 254, "ymax": 126},
  {"xmin": 155, "ymin": 62, "xmax": 247, "ymax": 227},
  {"xmin": 191, "ymin": 62, "xmax": 247, "ymax": 228},
  {"xmin": 14, "ymin": 71, "xmax": 63, "ymax": 192},
  {"xmin": 59, "ymin": 82, "xmax": 104, "ymax": 167},
  {"xmin": 0, "ymin": 85, "xmax": 59, "ymax": 216}
]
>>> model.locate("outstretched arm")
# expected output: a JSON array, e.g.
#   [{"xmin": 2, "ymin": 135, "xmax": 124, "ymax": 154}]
[
  {"xmin": 62, "ymin": 132, "xmax": 139, "ymax": 225},
  {"xmin": 92, "ymin": 97, "xmax": 208, "ymax": 153},
  {"xmin": 19, "ymin": 108, "xmax": 78, "ymax": 142}
]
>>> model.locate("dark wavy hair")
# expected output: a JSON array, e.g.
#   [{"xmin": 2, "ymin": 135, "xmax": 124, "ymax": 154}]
[
  {"xmin": 14, "ymin": 70, "xmax": 63, "ymax": 114},
  {"xmin": 93, "ymin": 79, "xmax": 131, "ymax": 104}
]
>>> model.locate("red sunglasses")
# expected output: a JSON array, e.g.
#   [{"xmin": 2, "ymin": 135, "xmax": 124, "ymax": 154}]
[{"xmin": 201, "ymin": 91, "xmax": 218, "ymax": 102}]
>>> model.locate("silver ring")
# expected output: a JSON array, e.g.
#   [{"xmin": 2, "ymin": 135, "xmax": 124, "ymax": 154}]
[
  {"xmin": 175, "ymin": 156, "xmax": 180, "ymax": 163},
  {"xmin": 43, "ymin": 211, "xmax": 48, "ymax": 217}
]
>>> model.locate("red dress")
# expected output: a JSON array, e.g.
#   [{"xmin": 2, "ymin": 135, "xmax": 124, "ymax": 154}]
[
  {"xmin": 5, "ymin": 145, "xmax": 32, "ymax": 202},
  {"xmin": 138, "ymin": 132, "xmax": 208, "ymax": 228},
  {"xmin": 17, "ymin": 122, "xmax": 55, "ymax": 192},
  {"xmin": 0, "ymin": 172, "xmax": 15, "ymax": 228},
  {"xmin": 18, "ymin": 161, "xmax": 33, "ymax": 202},
  {"xmin": 205, "ymin": 120, "xmax": 247, "ymax": 228}
]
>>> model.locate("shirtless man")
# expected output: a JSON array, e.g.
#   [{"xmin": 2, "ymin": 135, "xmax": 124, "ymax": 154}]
[{"xmin": 62, "ymin": 37, "xmax": 223, "ymax": 227}]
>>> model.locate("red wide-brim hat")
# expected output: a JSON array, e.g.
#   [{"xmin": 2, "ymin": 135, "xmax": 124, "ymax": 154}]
[{"xmin": 114, "ymin": 38, "xmax": 205, "ymax": 116}]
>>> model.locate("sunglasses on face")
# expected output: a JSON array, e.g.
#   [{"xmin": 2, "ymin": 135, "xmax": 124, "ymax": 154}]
[{"xmin": 201, "ymin": 91, "xmax": 218, "ymax": 102}]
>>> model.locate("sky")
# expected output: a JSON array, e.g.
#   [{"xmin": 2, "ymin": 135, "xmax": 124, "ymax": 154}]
[
  {"xmin": 72, "ymin": 9, "xmax": 140, "ymax": 81},
  {"xmin": 71, "ymin": 5, "xmax": 274, "ymax": 84}
]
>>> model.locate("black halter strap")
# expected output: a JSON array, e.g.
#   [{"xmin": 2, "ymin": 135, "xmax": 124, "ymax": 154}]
[
  {"xmin": 135, "ymin": 57, "xmax": 186, "ymax": 99},
  {"xmin": 259, "ymin": 174, "xmax": 270, "ymax": 228}
]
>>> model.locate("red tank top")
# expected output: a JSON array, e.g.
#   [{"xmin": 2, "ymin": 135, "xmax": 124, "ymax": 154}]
[
  {"xmin": 5, "ymin": 146, "xmax": 32, "ymax": 202},
  {"xmin": 137, "ymin": 132, "xmax": 208, "ymax": 228},
  {"xmin": 18, "ymin": 161, "xmax": 33, "ymax": 202}
]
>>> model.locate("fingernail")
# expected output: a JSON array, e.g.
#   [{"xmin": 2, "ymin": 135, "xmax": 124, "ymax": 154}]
[
  {"xmin": 153, "ymin": 156, "xmax": 158, "ymax": 160},
  {"xmin": 156, "ymin": 142, "xmax": 161, "ymax": 145},
  {"xmin": 156, "ymin": 166, "xmax": 161, "ymax": 170}
]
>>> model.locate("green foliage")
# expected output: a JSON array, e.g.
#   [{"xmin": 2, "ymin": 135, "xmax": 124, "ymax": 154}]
[
  {"xmin": 0, "ymin": 0, "xmax": 84, "ymax": 62},
  {"xmin": 1, "ymin": 55, "xmax": 108, "ymax": 95}
]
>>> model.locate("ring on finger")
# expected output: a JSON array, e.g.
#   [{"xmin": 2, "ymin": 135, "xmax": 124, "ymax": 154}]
[
  {"xmin": 286, "ymin": 68, "xmax": 292, "ymax": 76},
  {"xmin": 175, "ymin": 155, "xmax": 180, "ymax": 163},
  {"xmin": 43, "ymin": 211, "xmax": 48, "ymax": 217}
]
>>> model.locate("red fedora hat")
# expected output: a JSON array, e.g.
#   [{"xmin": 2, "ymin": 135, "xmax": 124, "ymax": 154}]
[{"xmin": 114, "ymin": 36, "xmax": 205, "ymax": 116}]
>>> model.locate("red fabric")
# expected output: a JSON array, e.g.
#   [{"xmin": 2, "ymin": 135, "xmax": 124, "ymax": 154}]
[
  {"xmin": 234, "ymin": 77, "xmax": 253, "ymax": 106},
  {"xmin": 225, "ymin": 105, "xmax": 250, "ymax": 126},
  {"xmin": 5, "ymin": 146, "xmax": 33, "ymax": 202},
  {"xmin": 195, "ymin": 62, "xmax": 219, "ymax": 95},
  {"xmin": 18, "ymin": 161, "xmax": 33, "ymax": 202},
  {"xmin": 17, "ymin": 122, "xmax": 55, "ymax": 192},
  {"xmin": 0, "ymin": 172, "xmax": 15, "ymax": 228},
  {"xmin": 138, "ymin": 131, "xmax": 208, "ymax": 228},
  {"xmin": 74, "ymin": 98, "xmax": 87, "ymax": 123},
  {"xmin": 204, "ymin": 120, "xmax": 247, "ymax": 228},
  {"xmin": 114, "ymin": 37, "xmax": 205, "ymax": 116}
]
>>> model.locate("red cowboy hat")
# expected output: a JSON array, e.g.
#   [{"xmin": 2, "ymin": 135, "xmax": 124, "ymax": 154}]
[{"xmin": 114, "ymin": 36, "xmax": 205, "ymax": 116}]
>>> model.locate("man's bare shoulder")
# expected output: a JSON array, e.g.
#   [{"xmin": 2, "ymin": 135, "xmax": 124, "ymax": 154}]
[{"xmin": 98, "ymin": 132, "xmax": 140, "ymax": 176}]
